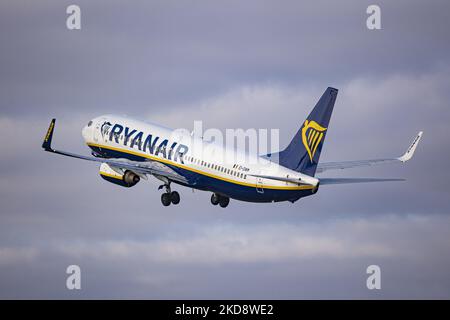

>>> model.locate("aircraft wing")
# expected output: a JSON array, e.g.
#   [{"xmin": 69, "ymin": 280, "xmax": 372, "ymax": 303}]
[
  {"xmin": 41, "ymin": 119, "xmax": 188, "ymax": 184},
  {"xmin": 316, "ymin": 131, "xmax": 423, "ymax": 174}
]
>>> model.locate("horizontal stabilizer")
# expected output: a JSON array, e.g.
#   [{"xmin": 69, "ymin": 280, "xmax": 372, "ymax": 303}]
[{"xmin": 320, "ymin": 178, "xmax": 405, "ymax": 185}]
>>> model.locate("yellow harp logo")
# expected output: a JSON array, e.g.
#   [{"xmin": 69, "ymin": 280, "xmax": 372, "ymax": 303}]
[{"xmin": 301, "ymin": 120, "xmax": 327, "ymax": 162}]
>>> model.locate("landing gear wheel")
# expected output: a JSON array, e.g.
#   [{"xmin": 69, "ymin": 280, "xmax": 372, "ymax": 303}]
[
  {"xmin": 161, "ymin": 193, "xmax": 171, "ymax": 206},
  {"xmin": 171, "ymin": 191, "xmax": 180, "ymax": 205},
  {"xmin": 211, "ymin": 193, "xmax": 220, "ymax": 206},
  {"xmin": 219, "ymin": 197, "xmax": 230, "ymax": 208}
]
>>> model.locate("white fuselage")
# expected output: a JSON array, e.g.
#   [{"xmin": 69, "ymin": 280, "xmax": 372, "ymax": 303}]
[{"xmin": 81, "ymin": 114, "xmax": 318, "ymax": 202}]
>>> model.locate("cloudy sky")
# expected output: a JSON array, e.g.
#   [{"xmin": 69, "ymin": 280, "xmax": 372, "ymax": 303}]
[{"xmin": 1, "ymin": 0, "xmax": 450, "ymax": 299}]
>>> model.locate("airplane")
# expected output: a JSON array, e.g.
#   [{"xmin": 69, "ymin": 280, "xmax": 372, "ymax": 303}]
[{"xmin": 42, "ymin": 87, "xmax": 423, "ymax": 208}]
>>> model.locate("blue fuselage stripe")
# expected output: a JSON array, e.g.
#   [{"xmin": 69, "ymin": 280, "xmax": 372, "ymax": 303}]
[{"xmin": 89, "ymin": 145, "xmax": 313, "ymax": 202}]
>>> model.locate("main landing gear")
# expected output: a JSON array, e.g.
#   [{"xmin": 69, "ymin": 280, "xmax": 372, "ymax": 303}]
[
  {"xmin": 211, "ymin": 193, "xmax": 230, "ymax": 208},
  {"xmin": 159, "ymin": 182, "xmax": 180, "ymax": 206}
]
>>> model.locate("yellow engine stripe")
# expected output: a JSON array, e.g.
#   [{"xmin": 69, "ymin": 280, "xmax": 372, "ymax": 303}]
[
  {"xmin": 100, "ymin": 171, "xmax": 123, "ymax": 180},
  {"xmin": 88, "ymin": 142, "xmax": 313, "ymax": 191}
]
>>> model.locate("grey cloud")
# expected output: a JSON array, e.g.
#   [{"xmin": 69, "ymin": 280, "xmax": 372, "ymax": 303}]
[
  {"xmin": 1, "ymin": 214, "xmax": 450, "ymax": 298},
  {"xmin": 1, "ymin": 0, "xmax": 450, "ymax": 117}
]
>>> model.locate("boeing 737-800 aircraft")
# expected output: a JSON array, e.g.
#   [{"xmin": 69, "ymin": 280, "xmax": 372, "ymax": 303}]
[{"xmin": 42, "ymin": 87, "xmax": 422, "ymax": 208}]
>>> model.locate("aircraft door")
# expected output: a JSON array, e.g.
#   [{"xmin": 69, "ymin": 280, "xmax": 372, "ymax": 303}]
[
  {"xmin": 93, "ymin": 121, "xmax": 101, "ymax": 142},
  {"xmin": 256, "ymin": 177, "xmax": 264, "ymax": 194}
]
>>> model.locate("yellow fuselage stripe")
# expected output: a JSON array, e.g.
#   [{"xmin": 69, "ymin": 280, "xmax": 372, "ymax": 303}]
[{"xmin": 88, "ymin": 142, "xmax": 313, "ymax": 191}]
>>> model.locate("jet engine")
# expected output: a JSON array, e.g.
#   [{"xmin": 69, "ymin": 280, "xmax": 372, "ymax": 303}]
[{"xmin": 99, "ymin": 163, "xmax": 140, "ymax": 187}]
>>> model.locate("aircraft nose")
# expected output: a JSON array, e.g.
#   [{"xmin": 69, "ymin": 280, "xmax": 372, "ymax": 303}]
[
  {"xmin": 82, "ymin": 123, "xmax": 92, "ymax": 142},
  {"xmin": 81, "ymin": 126, "xmax": 88, "ymax": 141}
]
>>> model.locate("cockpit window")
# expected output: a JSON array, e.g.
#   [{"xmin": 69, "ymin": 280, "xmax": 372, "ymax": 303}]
[{"xmin": 87, "ymin": 121, "xmax": 93, "ymax": 127}]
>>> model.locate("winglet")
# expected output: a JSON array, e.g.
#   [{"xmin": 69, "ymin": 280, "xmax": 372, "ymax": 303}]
[
  {"xmin": 42, "ymin": 118, "xmax": 56, "ymax": 151},
  {"xmin": 398, "ymin": 131, "xmax": 423, "ymax": 162}
]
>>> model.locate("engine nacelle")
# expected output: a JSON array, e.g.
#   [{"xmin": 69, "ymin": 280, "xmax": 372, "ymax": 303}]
[
  {"xmin": 99, "ymin": 163, "xmax": 140, "ymax": 188},
  {"xmin": 123, "ymin": 170, "xmax": 140, "ymax": 186}
]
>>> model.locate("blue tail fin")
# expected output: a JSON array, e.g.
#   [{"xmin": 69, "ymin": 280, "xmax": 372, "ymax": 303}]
[{"xmin": 278, "ymin": 87, "xmax": 338, "ymax": 176}]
